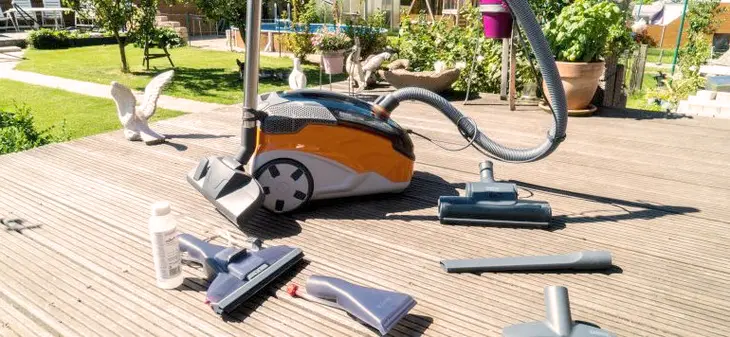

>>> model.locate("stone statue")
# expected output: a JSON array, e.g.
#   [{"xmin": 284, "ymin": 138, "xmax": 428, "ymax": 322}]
[
  {"xmin": 288, "ymin": 57, "xmax": 307, "ymax": 90},
  {"xmin": 347, "ymin": 38, "xmax": 393, "ymax": 92},
  {"xmin": 110, "ymin": 70, "xmax": 174, "ymax": 145}
]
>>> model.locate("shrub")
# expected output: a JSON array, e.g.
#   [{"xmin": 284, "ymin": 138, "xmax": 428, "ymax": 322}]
[
  {"xmin": 395, "ymin": 5, "xmax": 533, "ymax": 93},
  {"xmin": 0, "ymin": 105, "xmax": 68, "ymax": 155},
  {"xmin": 343, "ymin": 9, "xmax": 388, "ymax": 56},
  {"xmin": 131, "ymin": 27, "xmax": 184, "ymax": 49},
  {"xmin": 285, "ymin": 32, "xmax": 315, "ymax": 59},
  {"xmin": 27, "ymin": 29, "xmax": 71, "ymax": 49},
  {"xmin": 283, "ymin": 0, "xmax": 317, "ymax": 59}
]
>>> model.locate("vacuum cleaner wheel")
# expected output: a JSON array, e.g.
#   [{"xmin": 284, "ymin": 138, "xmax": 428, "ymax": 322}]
[{"xmin": 255, "ymin": 159, "xmax": 314, "ymax": 213}]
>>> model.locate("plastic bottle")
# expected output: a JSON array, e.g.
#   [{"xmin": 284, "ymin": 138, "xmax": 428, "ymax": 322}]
[{"xmin": 148, "ymin": 201, "xmax": 183, "ymax": 289}]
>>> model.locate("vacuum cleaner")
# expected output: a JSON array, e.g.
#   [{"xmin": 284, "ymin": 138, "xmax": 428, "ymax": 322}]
[
  {"xmin": 503, "ymin": 286, "xmax": 616, "ymax": 337},
  {"xmin": 287, "ymin": 276, "xmax": 417, "ymax": 335},
  {"xmin": 178, "ymin": 233, "xmax": 303, "ymax": 314},
  {"xmin": 187, "ymin": 0, "xmax": 568, "ymax": 226},
  {"xmin": 440, "ymin": 250, "xmax": 613, "ymax": 273}
]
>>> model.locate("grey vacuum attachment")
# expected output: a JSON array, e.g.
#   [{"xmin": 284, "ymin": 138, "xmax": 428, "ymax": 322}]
[
  {"xmin": 287, "ymin": 276, "xmax": 417, "ymax": 335},
  {"xmin": 178, "ymin": 233, "xmax": 303, "ymax": 314},
  {"xmin": 503, "ymin": 286, "xmax": 616, "ymax": 337},
  {"xmin": 438, "ymin": 161, "xmax": 552, "ymax": 227},
  {"xmin": 187, "ymin": 0, "xmax": 265, "ymax": 226},
  {"xmin": 441, "ymin": 251, "xmax": 612, "ymax": 273}
]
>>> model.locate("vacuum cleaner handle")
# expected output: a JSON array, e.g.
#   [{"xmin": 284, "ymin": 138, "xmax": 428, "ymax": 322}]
[{"xmin": 178, "ymin": 233, "xmax": 225, "ymax": 265}]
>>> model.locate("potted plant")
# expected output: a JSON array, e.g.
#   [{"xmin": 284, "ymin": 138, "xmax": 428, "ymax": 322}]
[
  {"xmin": 311, "ymin": 28, "xmax": 352, "ymax": 74},
  {"xmin": 543, "ymin": 0, "xmax": 629, "ymax": 114}
]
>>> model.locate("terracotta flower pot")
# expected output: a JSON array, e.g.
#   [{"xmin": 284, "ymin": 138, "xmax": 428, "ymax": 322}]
[
  {"xmin": 321, "ymin": 50, "xmax": 345, "ymax": 75},
  {"xmin": 544, "ymin": 61, "xmax": 604, "ymax": 112}
]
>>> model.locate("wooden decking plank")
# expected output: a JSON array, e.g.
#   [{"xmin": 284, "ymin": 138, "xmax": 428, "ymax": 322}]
[
  {"xmin": 0, "ymin": 296, "xmax": 54, "ymax": 337},
  {"xmin": 4, "ymin": 146, "xmax": 724, "ymax": 334},
  {"xmin": 17, "ymin": 131, "xmax": 728, "ymax": 284},
  {"xmin": 0, "ymin": 156, "xmax": 480, "ymax": 336},
  {"xmin": 0, "ymin": 179, "xmax": 338, "ymax": 337},
  {"xmin": 0, "ymin": 232, "xmax": 157, "ymax": 337},
  {"xmin": 147, "ymin": 111, "xmax": 730, "ymax": 222}
]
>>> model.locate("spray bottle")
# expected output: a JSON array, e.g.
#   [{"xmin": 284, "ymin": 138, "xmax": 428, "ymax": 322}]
[{"xmin": 149, "ymin": 201, "xmax": 183, "ymax": 289}]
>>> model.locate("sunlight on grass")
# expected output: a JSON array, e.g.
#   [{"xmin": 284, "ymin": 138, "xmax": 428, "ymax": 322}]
[
  {"xmin": 0, "ymin": 79, "xmax": 184, "ymax": 139},
  {"xmin": 16, "ymin": 45, "xmax": 340, "ymax": 105}
]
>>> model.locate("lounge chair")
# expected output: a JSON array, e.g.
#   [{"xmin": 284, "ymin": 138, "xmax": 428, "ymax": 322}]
[
  {"xmin": 74, "ymin": 0, "xmax": 94, "ymax": 28},
  {"xmin": 41, "ymin": 0, "xmax": 64, "ymax": 28},
  {"xmin": 9, "ymin": 0, "xmax": 36, "ymax": 30},
  {"xmin": 1, "ymin": 11, "xmax": 12, "ymax": 31}
]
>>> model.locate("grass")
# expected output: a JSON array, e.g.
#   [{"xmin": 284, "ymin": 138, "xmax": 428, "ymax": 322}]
[
  {"xmin": 646, "ymin": 48, "xmax": 676, "ymax": 64},
  {"xmin": 625, "ymin": 66, "xmax": 665, "ymax": 111},
  {"xmin": 0, "ymin": 79, "xmax": 184, "ymax": 139},
  {"xmin": 16, "ymin": 45, "xmax": 343, "ymax": 105}
]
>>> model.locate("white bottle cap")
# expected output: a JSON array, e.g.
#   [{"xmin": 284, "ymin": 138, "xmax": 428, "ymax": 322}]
[{"xmin": 151, "ymin": 201, "xmax": 171, "ymax": 216}]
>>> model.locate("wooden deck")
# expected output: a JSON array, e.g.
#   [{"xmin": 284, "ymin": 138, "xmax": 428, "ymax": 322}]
[{"xmin": 1, "ymin": 83, "xmax": 730, "ymax": 336}]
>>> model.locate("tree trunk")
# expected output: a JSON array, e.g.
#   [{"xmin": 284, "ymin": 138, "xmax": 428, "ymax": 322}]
[{"xmin": 115, "ymin": 31, "xmax": 129, "ymax": 73}]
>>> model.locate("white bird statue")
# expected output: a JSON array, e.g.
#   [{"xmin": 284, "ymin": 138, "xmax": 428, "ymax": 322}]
[
  {"xmin": 360, "ymin": 49, "xmax": 393, "ymax": 85},
  {"xmin": 346, "ymin": 38, "xmax": 367, "ymax": 92},
  {"xmin": 288, "ymin": 58, "xmax": 307, "ymax": 90},
  {"xmin": 110, "ymin": 70, "xmax": 173, "ymax": 145}
]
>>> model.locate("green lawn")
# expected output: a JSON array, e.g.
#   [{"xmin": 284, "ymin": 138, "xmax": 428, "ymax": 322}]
[
  {"xmin": 0, "ymin": 79, "xmax": 184, "ymax": 139},
  {"xmin": 625, "ymin": 66, "xmax": 665, "ymax": 111},
  {"xmin": 646, "ymin": 48, "xmax": 676, "ymax": 64},
  {"xmin": 16, "ymin": 45, "xmax": 338, "ymax": 105}
]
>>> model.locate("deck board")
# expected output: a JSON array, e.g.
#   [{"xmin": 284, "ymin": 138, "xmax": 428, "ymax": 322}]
[{"xmin": 1, "ymin": 88, "xmax": 729, "ymax": 336}]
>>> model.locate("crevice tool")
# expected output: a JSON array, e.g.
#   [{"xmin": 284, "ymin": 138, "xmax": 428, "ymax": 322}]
[{"xmin": 440, "ymin": 251, "xmax": 612, "ymax": 273}]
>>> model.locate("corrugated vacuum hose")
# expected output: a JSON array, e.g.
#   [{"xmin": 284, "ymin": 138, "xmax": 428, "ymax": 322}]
[{"xmin": 374, "ymin": 0, "xmax": 567, "ymax": 163}]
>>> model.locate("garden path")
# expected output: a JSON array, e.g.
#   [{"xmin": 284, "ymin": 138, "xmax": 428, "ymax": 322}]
[{"xmin": 0, "ymin": 52, "xmax": 229, "ymax": 114}]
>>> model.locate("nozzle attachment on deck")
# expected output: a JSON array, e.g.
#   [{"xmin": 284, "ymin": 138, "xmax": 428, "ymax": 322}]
[
  {"xmin": 438, "ymin": 161, "xmax": 551, "ymax": 227},
  {"xmin": 503, "ymin": 286, "xmax": 616, "ymax": 337},
  {"xmin": 440, "ymin": 251, "xmax": 613, "ymax": 273},
  {"xmin": 178, "ymin": 234, "xmax": 303, "ymax": 314},
  {"xmin": 287, "ymin": 276, "xmax": 416, "ymax": 335}
]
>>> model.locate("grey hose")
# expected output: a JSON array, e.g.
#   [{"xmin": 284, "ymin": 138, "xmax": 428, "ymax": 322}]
[{"xmin": 375, "ymin": 0, "xmax": 567, "ymax": 162}]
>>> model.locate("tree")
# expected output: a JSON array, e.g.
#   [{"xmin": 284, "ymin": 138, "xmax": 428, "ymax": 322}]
[
  {"xmin": 191, "ymin": 0, "xmax": 247, "ymax": 31},
  {"xmin": 64, "ymin": 0, "xmax": 136, "ymax": 72}
]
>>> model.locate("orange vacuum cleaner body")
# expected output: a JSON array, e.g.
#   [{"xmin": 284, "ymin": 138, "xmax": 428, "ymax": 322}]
[{"xmin": 250, "ymin": 90, "xmax": 415, "ymax": 213}]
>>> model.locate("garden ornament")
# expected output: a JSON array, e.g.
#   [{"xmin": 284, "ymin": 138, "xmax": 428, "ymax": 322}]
[
  {"xmin": 288, "ymin": 57, "xmax": 307, "ymax": 90},
  {"xmin": 346, "ymin": 37, "xmax": 368, "ymax": 92},
  {"xmin": 110, "ymin": 70, "xmax": 174, "ymax": 145},
  {"xmin": 361, "ymin": 48, "xmax": 395, "ymax": 80}
]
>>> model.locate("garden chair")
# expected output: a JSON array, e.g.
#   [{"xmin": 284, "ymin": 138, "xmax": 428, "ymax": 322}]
[
  {"xmin": 74, "ymin": 0, "xmax": 95, "ymax": 28},
  {"xmin": 9, "ymin": 0, "xmax": 37, "ymax": 30},
  {"xmin": 1, "ymin": 11, "xmax": 13, "ymax": 31},
  {"xmin": 41, "ymin": 0, "xmax": 64, "ymax": 29}
]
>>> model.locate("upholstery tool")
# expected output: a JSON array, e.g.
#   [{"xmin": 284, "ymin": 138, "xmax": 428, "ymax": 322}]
[
  {"xmin": 287, "ymin": 276, "xmax": 417, "ymax": 335},
  {"xmin": 188, "ymin": 0, "xmax": 568, "ymax": 220},
  {"xmin": 438, "ymin": 161, "xmax": 552, "ymax": 227},
  {"xmin": 178, "ymin": 233, "xmax": 303, "ymax": 314},
  {"xmin": 503, "ymin": 286, "xmax": 616, "ymax": 337},
  {"xmin": 440, "ymin": 251, "xmax": 612, "ymax": 273}
]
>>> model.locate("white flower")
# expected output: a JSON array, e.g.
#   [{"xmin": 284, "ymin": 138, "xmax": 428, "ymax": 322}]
[
  {"xmin": 455, "ymin": 61, "xmax": 467, "ymax": 69},
  {"xmin": 477, "ymin": 55, "xmax": 485, "ymax": 62}
]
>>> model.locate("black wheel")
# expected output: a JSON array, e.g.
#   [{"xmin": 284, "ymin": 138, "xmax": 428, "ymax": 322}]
[{"xmin": 254, "ymin": 159, "xmax": 314, "ymax": 213}]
